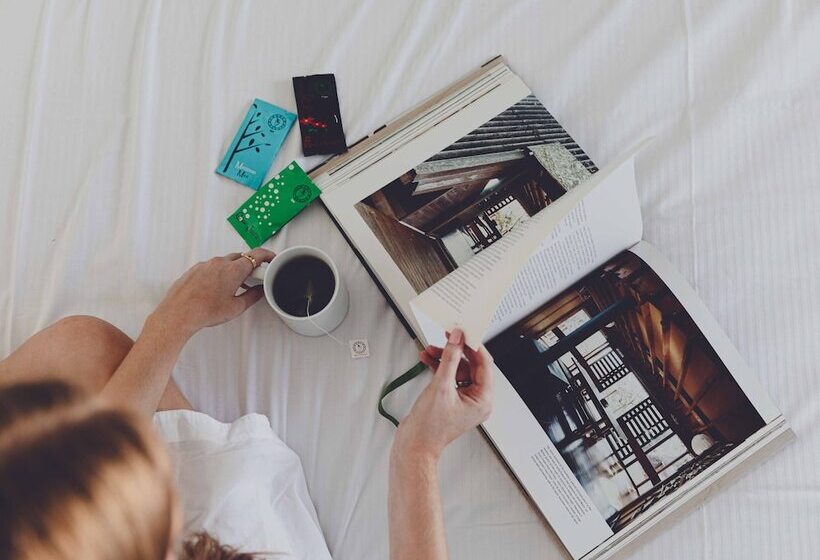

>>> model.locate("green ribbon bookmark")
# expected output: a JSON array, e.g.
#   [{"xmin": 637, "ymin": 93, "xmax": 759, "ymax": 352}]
[{"xmin": 378, "ymin": 361, "xmax": 428, "ymax": 427}]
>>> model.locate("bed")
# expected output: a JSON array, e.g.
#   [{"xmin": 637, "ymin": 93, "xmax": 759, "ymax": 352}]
[{"xmin": 1, "ymin": 1, "xmax": 818, "ymax": 558}]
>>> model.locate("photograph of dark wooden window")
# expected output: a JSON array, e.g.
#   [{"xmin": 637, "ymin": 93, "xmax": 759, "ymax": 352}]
[
  {"xmin": 487, "ymin": 251, "xmax": 765, "ymax": 533},
  {"xmin": 354, "ymin": 95, "xmax": 596, "ymax": 293}
]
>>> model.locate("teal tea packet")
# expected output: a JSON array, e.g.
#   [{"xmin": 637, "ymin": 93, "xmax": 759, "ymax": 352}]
[
  {"xmin": 217, "ymin": 99, "xmax": 296, "ymax": 189},
  {"xmin": 228, "ymin": 161, "xmax": 321, "ymax": 247}
]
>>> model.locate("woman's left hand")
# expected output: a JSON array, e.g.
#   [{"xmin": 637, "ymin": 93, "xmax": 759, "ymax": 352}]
[
  {"xmin": 393, "ymin": 328, "xmax": 494, "ymax": 462},
  {"xmin": 388, "ymin": 328, "xmax": 494, "ymax": 560}
]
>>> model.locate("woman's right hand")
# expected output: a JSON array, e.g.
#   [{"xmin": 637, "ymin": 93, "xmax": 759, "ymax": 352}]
[
  {"xmin": 150, "ymin": 248, "xmax": 275, "ymax": 337},
  {"xmin": 393, "ymin": 328, "xmax": 494, "ymax": 462},
  {"xmin": 103, "ymin": 248, "xmax": 276, "ymax": 416}
]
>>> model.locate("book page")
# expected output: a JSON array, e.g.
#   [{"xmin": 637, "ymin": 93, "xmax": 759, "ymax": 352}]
[
  {"xmin": 627, "ymin": 241, "xmax": 781, "ymax": 424},
  {"xmin": 318, "ymin": 71, "xmax": 534, "ymax": 339},
  {"xmin": 478, "ymin": 243, "xmax": 785, "ymax": 559},
  {"xmin": 410, "ymin": 143, "xmax": 646, "ymax": 349}
]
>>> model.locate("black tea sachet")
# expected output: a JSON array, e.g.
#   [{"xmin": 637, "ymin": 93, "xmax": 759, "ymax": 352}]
[{"xmin": 292, "ymin": 73, "xmax": 347, "ymax": 156}]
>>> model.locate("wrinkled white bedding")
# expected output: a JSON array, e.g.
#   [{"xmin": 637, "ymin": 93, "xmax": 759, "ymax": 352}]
[{"xmin": 1, "ymin": 1, "xmax": 818, "ymax": 559}]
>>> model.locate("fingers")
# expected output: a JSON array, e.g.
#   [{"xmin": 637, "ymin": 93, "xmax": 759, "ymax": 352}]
[
  {"xmin": 247, "ymin": 247, "xmax": 276, "ymax": 264},
  {"xmin": 435, "ymin": 329, "xmax": 464, "ymax": 387},
  {"xmin": 232, "ymin": 285, "xmax": 264, "ymax": 313},
  {"xmin": 461, "ymin": 345, "xmax": 494, "ymax": 419},
  {"xmin": 424, "ymin": 345, "xmax": 443, "ymax": 359},
  {"xmin": 230, "ymin": 248, "xmax": 276, "ymax": 281},
  {"xmin": 469, "ymin": 345, "xmax": 495, "ymax": 389},
  {"xmin": 419, "ymin": 350, "xmax": 439, "ymax": 370},
  {"xmin": 424, "ymin": 345, "xmax": 473, "ymax": 383},
  {"xmin": 225, "ymin": 248, "xmax": 275, "ymax": 264}
]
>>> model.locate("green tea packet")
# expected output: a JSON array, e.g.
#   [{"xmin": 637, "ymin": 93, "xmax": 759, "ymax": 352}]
[{"xmin": 228, "ymin": 161, "xmax": 321, "ymax": 247}]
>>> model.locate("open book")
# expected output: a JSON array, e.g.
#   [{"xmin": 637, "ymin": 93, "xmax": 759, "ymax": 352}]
[{"xmin": 310, "ymin": 57, "xmax": 793, "ymax": 559}]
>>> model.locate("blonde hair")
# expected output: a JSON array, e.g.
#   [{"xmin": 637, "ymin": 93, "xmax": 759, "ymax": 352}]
[
  {"xmin": 181, "ymin": 533, "xmax": 257, "ymax": 560},
  {"xmin": 0, "ymin": 380, "xmax": 175, "ymax": 560}
]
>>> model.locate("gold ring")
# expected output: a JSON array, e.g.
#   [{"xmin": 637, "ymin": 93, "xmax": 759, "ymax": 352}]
[{"xmin": 240, "ymin": 253, "xmax": 257, "ymax": 268}]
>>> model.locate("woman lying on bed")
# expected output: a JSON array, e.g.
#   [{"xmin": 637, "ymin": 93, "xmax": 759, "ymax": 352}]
[{"xmin": 0, "ymin": 249, "xmax": 494, "ymax": 560}]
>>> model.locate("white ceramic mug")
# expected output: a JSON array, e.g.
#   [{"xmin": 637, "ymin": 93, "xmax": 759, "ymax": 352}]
[{"xmin": 245, "ymin": 246, "xmax": 349, "ymax": 336}]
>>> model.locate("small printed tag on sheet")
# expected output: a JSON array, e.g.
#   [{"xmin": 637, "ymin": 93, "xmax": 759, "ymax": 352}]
[
  {"xmin": 216, "ymin": 98, "xmax": 296, "ymax": 189},
  {"xmin": 227, "ymin": 161, "xmax": 320, "ymax": 247},
  {"xmin": 349, "ymin": 339, "xmax": 370, "ymax": 359}
]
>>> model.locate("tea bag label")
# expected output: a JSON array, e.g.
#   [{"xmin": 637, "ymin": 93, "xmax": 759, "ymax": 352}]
[{"xmin": 349, "ymin": 339, "xmax": 370, "ymax": 359}]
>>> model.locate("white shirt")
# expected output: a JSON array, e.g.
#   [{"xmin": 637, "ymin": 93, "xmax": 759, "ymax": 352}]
[{"xmin": 154, "ymin": 410, "xmax": 332, "ymax": 559}]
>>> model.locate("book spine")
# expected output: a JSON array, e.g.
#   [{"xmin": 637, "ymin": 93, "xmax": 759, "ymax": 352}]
[{"xmin": 318, "ymin": 198, "xmax": 418, "ymax": 340}]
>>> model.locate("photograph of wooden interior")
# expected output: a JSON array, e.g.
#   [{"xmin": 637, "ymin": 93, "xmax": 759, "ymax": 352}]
[
  {"xmin": 355, "ymin": 95, "xmax": 596, "ymax": 293},
  {"xmin": 487, "ymin": 251, "xmax": 765, "ymax": 532}
]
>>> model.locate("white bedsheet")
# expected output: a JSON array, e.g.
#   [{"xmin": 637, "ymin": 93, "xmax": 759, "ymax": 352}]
[{"xmin": 1, "ymin": 1, "xmax": 818, "ymax": 559}]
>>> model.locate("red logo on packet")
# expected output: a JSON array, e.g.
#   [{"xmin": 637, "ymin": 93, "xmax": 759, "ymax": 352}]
[{"xmin": 298, "ymin": 116, "xmax": 329, "ymax": 129}]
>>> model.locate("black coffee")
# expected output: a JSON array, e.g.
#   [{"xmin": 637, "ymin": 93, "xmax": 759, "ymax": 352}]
[{"xmin": 272, "ymin": 256, "xmax": 336, "ymax": 317}]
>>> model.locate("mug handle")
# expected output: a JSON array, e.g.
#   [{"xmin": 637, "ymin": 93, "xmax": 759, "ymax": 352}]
[{"xmin": 244, "ymin": 262, "xmax": 269, "ymax": 287}]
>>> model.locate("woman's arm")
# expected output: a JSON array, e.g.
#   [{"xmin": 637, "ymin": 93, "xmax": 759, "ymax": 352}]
[
  {"xmin": 389, "ymin": 329, "xmax": 494, "ymax": 560},
  {"xmin": 389, "ymin": 446, "xmax": 445, "ymax": 559},
  {"xmin": 102, "ymin": 249, "xmax": 274, "ymax": 415}
]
